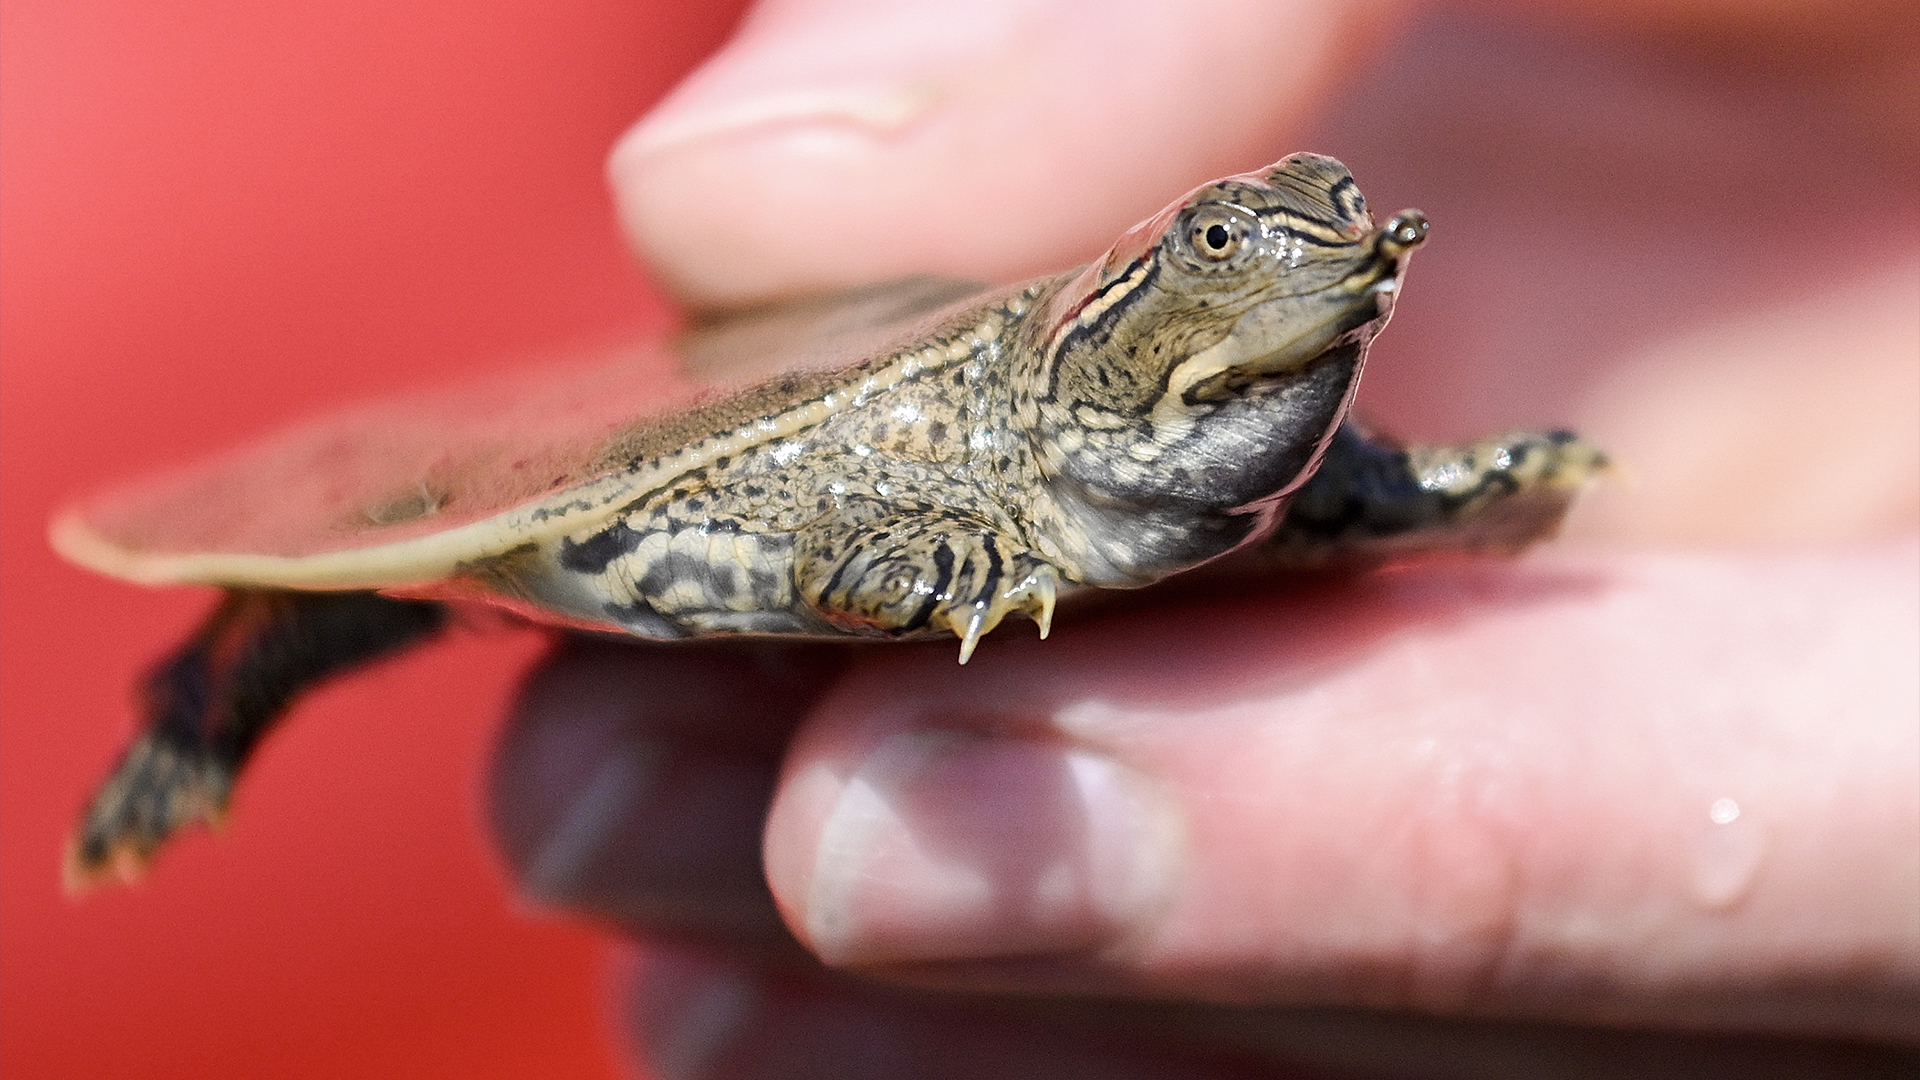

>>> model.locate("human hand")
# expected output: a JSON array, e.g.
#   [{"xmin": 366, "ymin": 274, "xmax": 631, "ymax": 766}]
[{"xmin": 490, "ymin": 0, "xmax": 1919, "ymax": 1075}]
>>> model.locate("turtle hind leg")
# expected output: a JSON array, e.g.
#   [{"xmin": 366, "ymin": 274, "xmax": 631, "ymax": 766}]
[
  {"xmin": 66, "ymin": 588, "xmax": 447, "ymax": 891},
  {"xmin": 1265, "ymin": 421, "xmax": 1608, "ymax": 568}
]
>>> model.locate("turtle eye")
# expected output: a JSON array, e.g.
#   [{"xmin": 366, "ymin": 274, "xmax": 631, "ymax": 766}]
[{"xmin": 1179, "ymin": 204, "xmax": 1258, "ymax": 266}]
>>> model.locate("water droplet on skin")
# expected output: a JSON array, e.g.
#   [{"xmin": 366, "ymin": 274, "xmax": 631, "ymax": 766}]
[{"xmin": 1689, "ymin": 796, "xmax": 1766, "ymax": 909}]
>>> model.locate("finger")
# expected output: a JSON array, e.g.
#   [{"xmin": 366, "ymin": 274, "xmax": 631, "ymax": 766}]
[
  {"xmin": 487, "ymin": 636, "xmax": 847, "ymax": 944},
  {"xmin": 609, "ymin": 0, "xmax": 1405, "ymax": 308},
  {"xmin": 761, "ymin": 543, "xmax": 1920, "ymax": 1040},
  {"xmin": 1568, "ymin": 263, "xmax": 1920, "ymax": 546},
  {"xmin": 616, "ymin": 941, "xmax": 1917, "ymax": 1080},
  {"xmin": 619, "ymin": 943, "xmax": 1257, "ymax": 1080}
]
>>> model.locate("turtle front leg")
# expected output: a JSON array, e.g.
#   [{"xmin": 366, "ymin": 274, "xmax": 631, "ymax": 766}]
[
  {"xmin": 67, "ymin": 589, "xmax": 445, "ymax": 890},
  {"xmin": 1265, "ymin": 421, "xmax": 1607, "ymax": 567},
  {"xmin": 794, "ymin": 501, "xmax": 1061, "ymax": 663}
]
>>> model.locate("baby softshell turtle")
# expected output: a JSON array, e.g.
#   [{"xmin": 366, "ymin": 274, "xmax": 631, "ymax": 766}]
[{"xmin": 53, "ymin": 154, "xmax": 1604, "ymax": 889}]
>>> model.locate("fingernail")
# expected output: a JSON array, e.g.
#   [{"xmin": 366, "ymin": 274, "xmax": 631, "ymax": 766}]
[
  {"xmin": 613, "ymin": 3, "xmax": 1011, "ymax": 159},
  {"xmin": 794, "ymin": 730, "xmax": 1181, "ymax": 965},
  {"xmin": 628, "ymin": 946, "xmax": 762, "ymax": 1080},
  {"xmin": 493, "ymin": 642, "xmax": 827, "ymax": 929},
  {"xmin": 519, "ymin": 735, "xmax": 663, "ymax": 903},
  {"xmin": 606, "ymin": 4, "xmax": 1018, "ymax": 307},
  {"xmin": 501, "ymin": 718, "xmax": 783, "ymax": 934},
  {"xmin": 619, "ymin": 82, "xmax": 940, "ymax": 158}
]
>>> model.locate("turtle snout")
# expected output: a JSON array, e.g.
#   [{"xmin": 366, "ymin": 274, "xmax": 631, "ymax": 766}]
[{"xmin": 1377, "ymin": 210, "xmax": 1429, "ymax": 259}]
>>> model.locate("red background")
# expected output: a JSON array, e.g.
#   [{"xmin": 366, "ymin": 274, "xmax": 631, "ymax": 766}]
[{"xmin": 1, "ymin": 2, "xmax": 746, "ymax": 1076}]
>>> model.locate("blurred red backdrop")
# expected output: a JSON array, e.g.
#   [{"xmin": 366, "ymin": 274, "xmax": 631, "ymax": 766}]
[{"xmin": 0, "ymin": 2, "xmax": 747, "ymax": 1076}]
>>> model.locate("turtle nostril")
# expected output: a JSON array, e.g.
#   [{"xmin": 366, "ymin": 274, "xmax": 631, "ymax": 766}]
[{"xmin": 1382, "ymin": 210, "xmax": 1429, "ymax": 253}]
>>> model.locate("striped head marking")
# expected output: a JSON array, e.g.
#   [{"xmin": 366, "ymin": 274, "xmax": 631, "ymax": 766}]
[
  {"xmin": 1025, "ymin": 154, "xmax": 1428, "ymax": 573},
  {"xmin": 1036, "ymin": 154, "xmax": 1424, "ymax": 418}
]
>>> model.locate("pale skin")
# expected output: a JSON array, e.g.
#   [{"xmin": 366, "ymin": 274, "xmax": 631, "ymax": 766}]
[{"xmin": 486, "ymin": 0, "xmax": 1919, "ymax": 1075}]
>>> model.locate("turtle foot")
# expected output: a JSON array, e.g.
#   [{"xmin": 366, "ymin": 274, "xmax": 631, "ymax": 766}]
[
  {"xmin": 1266, "ymin": 423, "xmax": 1609, "ymax": 568},
  {"xmin": 942, "ymin": 559, "xmax": 1060, "ymax": 664},
  {"xmin": 64, "ymin": 730, "xmax": 233, "ymax": 893},
  {"xmin": 797, "ymin": 508, "xmax": 1067, "ymax": 661},
  {"xmin": 64, "ymin": 588, "xmax": 447, "ymax": 891}
]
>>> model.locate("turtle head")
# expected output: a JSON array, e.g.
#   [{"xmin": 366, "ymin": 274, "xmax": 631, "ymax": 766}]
[{"xmin": 1022, "ymin": 154, "xmax": 1426, "ymax": 583}]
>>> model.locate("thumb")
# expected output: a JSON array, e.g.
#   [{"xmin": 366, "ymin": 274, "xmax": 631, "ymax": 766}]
[{"xmin": 609, "ymin": 0, "xmax": 1405, "ymax": 309}]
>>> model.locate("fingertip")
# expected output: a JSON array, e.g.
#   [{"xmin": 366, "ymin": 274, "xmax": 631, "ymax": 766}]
[
  {"xmin": 764, "ymin": 547, "xmax": 1920, "ymax": 1038},
  {"xmin": 611, "ymin": 0, "xmax": 1405, "ymax": 309},
  {"xmin": 623, "ymin": 944, "xmax": 766, "ymax": 1080},
  {"xmin": 619, "ymin": 940, "xmax": 1255, "ymax": 1080},
  {"xmin": 763, "ymin": 718, "xmax": 1182, "ymax": 968},
  {"xmin": 487, "ymin": 639, "xmax": 845, "ymax": 932}
]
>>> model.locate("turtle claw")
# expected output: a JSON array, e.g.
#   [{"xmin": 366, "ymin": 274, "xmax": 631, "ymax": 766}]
[
  {"xmin": 1024, "ymin": 565, "xmax": 1058, "ymax": 640},
  {"xmin": 954, "ymin": 608, "xmax": 989, "ymax": 665},
  {"xmin": 944, "ymin": 560, "xmax": 1061, "ymax": 664},
  {"xmin": 795, "ymin": 515, "xmax": 1066, "ymax": 662},
  {"xmin": 943, "ymin": 596, "xmax": 1007, "ymax": 665}
]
